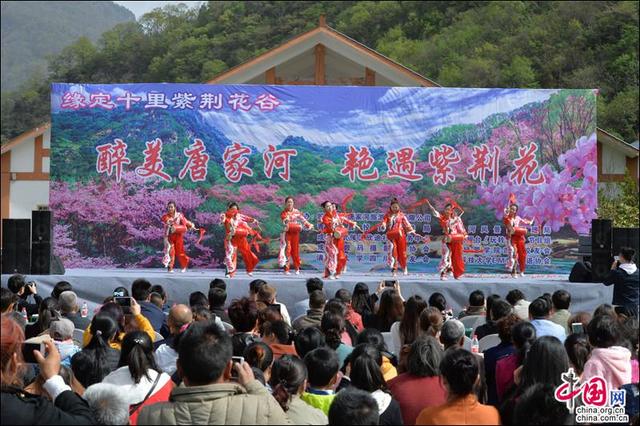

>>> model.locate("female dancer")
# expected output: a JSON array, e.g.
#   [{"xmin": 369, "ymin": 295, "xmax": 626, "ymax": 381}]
[
  {"xmin": 321, "ymin": 201, "xmax": 361, "ymax": 280},
  {"xmin": 427, "ymin": 200, "xmax": 466, "ymax": 280},
  {"xmin": 162, "ymin": 201, "xmax": 195, "ymax": 273},
  {"xmin": 223, "ymin": 202, "xmax": 261, "ymax": 278},
  {"xmin": 375, "ymin": 198, "xmax": 418, "ymax": 276},
  {"xmin": 503, "ymin": 202, "xmax": 534, "ymax": 278},
  {"xmin": 279, "ymin": 197, "xmax": 314, "ymax": 275},
  {"xmin": 447, "ymin": 207, "xmax": 468, "ymax": 280}
]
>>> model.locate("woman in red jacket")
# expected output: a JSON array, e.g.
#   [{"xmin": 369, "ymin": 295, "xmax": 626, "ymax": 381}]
[
  {"xmin": 376, "ymin": 198, "xmax": 418, "ymax": 276},
  {"xmin": 162, "ymin": 201, "xmax": 195, "ymax": 273},
  {"xmin": 223, "ymin": 202, "xmax": 260, "ymax": 278},
  {"xmin": 321, "ymin": 201, "xmax": 360, "ymax": 280},
  {"xmin": 503, "ymin": 203, "xmax": 534, "ymax": 278},
  {"xmin": 279, "ymin": 197, "xmax": 314, "ymax": 275}
]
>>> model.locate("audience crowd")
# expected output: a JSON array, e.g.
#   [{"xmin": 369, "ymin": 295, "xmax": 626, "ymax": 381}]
[{"xmin": 1, "ymin": 246, "xmax": 638, "ymax": 425}]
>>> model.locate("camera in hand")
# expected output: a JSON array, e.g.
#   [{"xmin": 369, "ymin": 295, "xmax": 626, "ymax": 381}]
[
  {"xmin": 21, "ymin": 342, "xmax": 44, "ymax": 364},
  {"xmin": 114, "ymin": 296, "xmax": 133, "ymax": 314},
  {"xmin": 231, "ymin": 356, "xmax": 244, "ymax": 380},
  {"xmin": 384, "ymin": 280, "xmax": 397, "ymax": 287}
]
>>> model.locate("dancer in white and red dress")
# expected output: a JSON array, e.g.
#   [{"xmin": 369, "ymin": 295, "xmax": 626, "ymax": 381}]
[
  {"xmin": 162, "ymin": 201, "xmax": 195, "ymax": 273},
  {"xmin": 321, "ymin": 201, "xmax": 360, "ymax": 280},
  {"xmin": 427, "ymin": 200, "xmax": 466, "ymax": 280},
  {"xmin": 503, "ymin": 201, "xmax": 534, "ymax": 278},
  {"xmin": 447, "ymin": 207, "xmax": 468, "ymax": 280},
  {"xmin": 223, "ymin": 202, "xmax": 260, "ymax": 278},
  {"xmin": 372, "ymin": 198, "xmax": 418, "ymax": 277},
  {"xmin": 279, "ymin": 196, "xmax": 314, "ymax": 275}
]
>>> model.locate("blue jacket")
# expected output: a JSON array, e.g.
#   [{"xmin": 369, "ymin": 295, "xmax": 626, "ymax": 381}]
[{"xmin": 139, "ymin": 301, "xmax": 166, "ymax": 333}]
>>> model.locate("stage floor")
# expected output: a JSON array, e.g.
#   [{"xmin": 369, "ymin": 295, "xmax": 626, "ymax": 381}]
[{"xmin": 1, "ymin": 268, "xmax": 612, "ymax": 317}]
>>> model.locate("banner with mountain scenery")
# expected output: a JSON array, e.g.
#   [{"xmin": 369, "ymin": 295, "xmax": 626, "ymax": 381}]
[{"xmin": 50, "ymin": 84, "xmax": 597, "ymax": 273}]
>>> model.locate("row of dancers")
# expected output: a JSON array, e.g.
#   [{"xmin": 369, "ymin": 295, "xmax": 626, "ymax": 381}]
[{"xmin": 161, "ymin": 196, "xmax": 533, "ymax": 279}]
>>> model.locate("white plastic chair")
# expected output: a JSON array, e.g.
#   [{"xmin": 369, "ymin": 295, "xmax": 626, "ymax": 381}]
[
  {"xmin": 459, "ymin": 315, "xmax": 485, "ymax": 336},
  {"xmin": 479, "ymin": 333, "xmax": 501, "ymax": 352}
]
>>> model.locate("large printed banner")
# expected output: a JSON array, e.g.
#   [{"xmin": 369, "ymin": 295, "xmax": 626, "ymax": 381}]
[{"xmin": 50, "ymin": 84, "xmax": 597, "ymax": 273}]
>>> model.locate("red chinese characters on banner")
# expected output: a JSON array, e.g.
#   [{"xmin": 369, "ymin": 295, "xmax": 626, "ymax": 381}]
[
  {"xmin": 467, "ymin": 144, "xmax": 500, "ymax": 184},
  {"xmin": 61, "ymin": 92, "xmax": 87, "ymax": 110},
  {"xmin": 341, "ymin": 146, "xmax": 379, "ymax": 182},
  {"xmin": 116, "ymin": 92, "xmax": 142, "ymax": 110},
  {"xmin": 386, "ymin": 147, "xmax": 423, "ymax": 181},
  {"xmin": 223, "ymin": 142, "xmax": 254, "ymax": 183},
  {"xmin": 178, "ymin": 139, "xmax": 210, "ymax": 182},
  {"xmin": 428, "ymin": 144, "xmax": 461, "ymax": 185},
  {"xmin": 509, "ymin": 142, "xmax": 545, "ymax": 185},
  {"xmin": 263, "ymin": 145, "xmax": 297, "ymax": 181},
  {"xmin": 95, "ymin": 139, "xmax": 131, "ymax": 183},
  {"xmin": 254, "ymin": 94, "xmax": 281, "ymax": 112},
  {"xmin": 135, "ymin": 138, "xmax": 172, "ymax": 182},
  {"xmin": 89, "ymin": 93, "xmax": 116, "ymax": 110},
  {"xmin": 228, "ymin": 93, "xmax": 252, "ymax": 112}
]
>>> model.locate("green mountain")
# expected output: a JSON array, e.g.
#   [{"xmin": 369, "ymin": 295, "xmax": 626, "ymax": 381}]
[{"xmin": 1, "ymin": 1, "xmax": 134, "ymax": 93}]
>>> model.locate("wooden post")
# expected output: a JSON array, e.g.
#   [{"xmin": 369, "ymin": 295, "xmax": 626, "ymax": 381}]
[
  {"xmin": 315, "ymin": 44, "xmax": 326, "ymax": 85},
  {"xmin": 365, "ymin": 67, "xmax": 376, "ymax": 86},
  {"xmin": 265, "ymin": 67, "xmax": 276, "ymax": 84},
  {"xmin": 319, "ymin": 15, "xmax": 326, "ymax": 27}
]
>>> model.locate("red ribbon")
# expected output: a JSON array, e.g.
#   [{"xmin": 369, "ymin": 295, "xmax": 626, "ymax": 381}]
[
  {"xmin": 509, "ymin": 193, "xmax": 517, "ymax": 204},
  {"xmin": 340, "ymin": 192, "xmax": 356, "ymax": 215},
  {"xmin": 406, "ymin": 198, "xmax": 431, "ymax": 212}
]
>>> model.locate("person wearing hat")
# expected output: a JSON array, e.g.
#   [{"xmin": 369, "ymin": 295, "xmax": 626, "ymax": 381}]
[{"xmin": 50, "ymin": 318, "xmax": 81, "ymax": 367}]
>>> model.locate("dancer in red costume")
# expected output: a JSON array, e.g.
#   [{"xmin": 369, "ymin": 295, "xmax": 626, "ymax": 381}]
[
  {"xmin": 321, "ymin": 201, "xmax": 361, "ymax": 280},
  {"xmin": 427, "ymin": 200, "xmax": 466, "ymax": 280},
  {"xmin": 223, "ymin": 202, "xmax": 261, "ymax": 278},
  {"xmin": 162, "ymin": 201, "xmax": 195, "ymax": 273},
  {"xmin": 503, "ymin": 201, "xmax": 534, "ymax": 278},
  {"xmin": 279, "ymin": 196, "xmax": 314, "ymax": 275},
  {"xmin": 369, "ymin": 198, "xmax": 419, "ymax": 277},
  {"xmin": 447, "ymin": 208, "xmax": 468, "ymax": 280}
]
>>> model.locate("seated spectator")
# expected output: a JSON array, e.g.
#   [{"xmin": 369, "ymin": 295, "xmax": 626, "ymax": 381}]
[
  {"xmin": 51, "ymin": 281, "xmax": 73, "ymax": 300},
  {"xmin": 155, "ymin": 304, "xmax": 192, "ymax": 375},
  {"xmin": 1, "ymin": 287, "xmax": 19, "ymax": 314},
  {"xmin": 209, "ymin": 278, "xmax": 227, "ymax": 291},
  {"xmin": 328, "ymin": 387, "xmax": 379, "ymax": 426},
  {"xmin": 563, "ymin": 333, "xmax": 591, "ymax": 377},
  {"xmin": 390, "ymin": 295, "xmax": 428, "ymax": 356},
  {"xmin": 258, "ymin": 304, "xmax": 284, "ymax": 336},
  {"xmin": 528, "ymin": 297, "xmax": 566, "ymax": 343},
  {"xmin": 137, "ymin": 320, "xmax": 289, "ymax": 425},
  {"xmin": 208, "ymin": 287, "xmax": 231, "ymax": 323},
  {"xmin": 458, "ymin": 290, "xmax": 486, "ymax": 319},
  {"xmin": 192, "ymin": 305, "xmax": 214, "ymax": 322},
  {"xmin": 506, "ymin": 289, "xmax": 530, "ymax": 321},
  {"xmin": 476, "ymin": 299, "xmax": 512, "ymax": 340},
  {"xmin": 82, "ymin": 300, "xmax": 155, "ymax": 349},
  {"xmin": 58, "ymin": 290, "xmax": 90, "ymax": 330},
  {"xmin": 603, "ymin": 246, "xmax": 639, "ymax": 317},
  {"xmin": 416, "ymin": 348, "xmax": 500, "ymax": 425},
  {"xmin": 243, "ymin": 342, "xmax": 274, "ymax": 384},
  {"xmin": 293, "ymin": 290, "xmax": 325, "ymax": 333},
  {"xmin": 291, "ymin": 277, "xmax": 324, "ymax": 321},
  {"xmin": 8, "ymin": 274, "xmax": 43, "ymax": 317},
  {"xmin": 49, "ymin": 318, "xmax": 81, "ymax": 368},
  {"xmin": 25, "ymin": 297, "xmax": 59, "ymax": 340},
  {"xmin": 347, "ymin": 344, "xmax": 404, "ymax": 425},
  {"xmin": 321, "ymin": 311, "xmax": 353, "ymax": 368},
  {"xmin": 71, "ymin": 314, "xmax": 121, "ymax": 387},
  {"xmin": 257, "ymin": 284, "xmax": 292, "ymax": 325},
  {"xmin": 363, "ymin": 288, "xmax": 404, "ymax": 333},
  {"xmin": 150, "ymin": 284, "xmax": 170, "ymax": 315},
  {"xmin": 336, "ymin": 288, "xmax": 364, "ymax": 332},
  {"xmin": 1, "ymin": 316, "xmax": 96, "ymax": 424},
  {"xmin": 484, "ymin": 313, "xmax": 520, "ymax": 405},
  {"xmin": 248, "ymin": 279, "xmax": 268, "ymax": 302},
  {"xmin": 619, "ymin": 315, "xmax": 639, "ymax": 382},
  {"xmin": 567, "ymin": 311, "xmax": 591, "ymax": 333},
  {"xmin": 102, "ymin": 331, "xmax": 174, "ymax": 425},
  {"xmin": 262, "ymin": 320, "xmax": 298, "ymax": 359},
  {"xmin": 351, "ymin": 282, "xmax": 380, "ymax": 318},
  {"xmin": 149, "ymin": 292, "xmax": 164, "ymax": 310},
  {"xmin": 324, "ymin": 298, "xmax": 356, "ymax": 346},
  {"xmin": 188, "ymin": 291, "xmax": 209, "ymax": 310},
  {"xmin": 387, "ymin": 336, "xmax": 446, "ymax": 425},
  {"xmin": 512, "ymin": 383, "xmax": 571, "ymax": 425},
  {"xmin": 301, "ymin": 347, "xmax": 340, "ymax": 415},
  {"xmin": 550, "ymin": 290, "xmax": 572, "ymax": 335},
  {"xmin": 83, "ymin": 383, "xmax": 131, "ymax": 425},
  {"xmin": 112, "ymin": 286, "xmax": 129, "ymax": 298},
  {"xmin": 439, "ymin": 319, "xmax": 487, "ymax": 403},
  {"xmin": 500, "ymin": 336, "xmax": 569, "ymax": 425},
  {"xmin": 495, "ymin": 321, "xmax": 536, "ymax": 402},
  {"xmin": 228, "ymin": 297, "xmax": 261, "ymax": 356},
  {"xmin": 428, "ymin": 292, "xmax": 449, "ymax": 315},
  {"xmin": 294, "ymin": 327, "xmax": 326, "ymax": 359},
  {"xmin": 269, "ymin": 355, "xmax": 327, "ymax": 425},
  {"xmin": 583, "ymin": 314, "xmax": 632, "ymax": 389},
  {"xmin": 356, "ymin": 328, "xmax": 398, "ymax": 382},
  {"xmin": 132, "ymin": 278, "xmax": 166, "ymax": 335},
  {"xmin": 419, "ymin": 306, "xmax": 444, "ymax": 340}
]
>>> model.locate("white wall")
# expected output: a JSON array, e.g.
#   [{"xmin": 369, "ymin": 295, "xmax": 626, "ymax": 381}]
[
  {"xmin": 10, "ymin": 136, "xmax": 35, "ymax": 172},
  {"xmin": 10, "ymin": 181, "xmax": 49, "ymax": 219}
]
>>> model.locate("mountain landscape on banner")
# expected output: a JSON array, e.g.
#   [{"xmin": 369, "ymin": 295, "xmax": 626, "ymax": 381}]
[{"xmin": 50, "ymin": 88, "xmax": 596, "ymax": 270}]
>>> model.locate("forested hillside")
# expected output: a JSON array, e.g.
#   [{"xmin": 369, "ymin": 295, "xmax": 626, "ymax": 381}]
[{"xmin": 1, "ymin": 1, "xmax": 637, "ymax": 143}]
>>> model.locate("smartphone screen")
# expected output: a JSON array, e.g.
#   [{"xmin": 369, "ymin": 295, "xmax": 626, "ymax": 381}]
[
  {"xmin": 571, "ymin": 322, "xmax": 584, "ymax": 334},
  {"xmin": 21, "ymin": 342, "xmax": 43, "ymax": 364},
  {"xmin": 231, "ymin": 356, "xmax": 244, "ymax": 379},
  {"xmin": 384, "ymin": 280, "xmax": 397, "ymax": 287},
  {"xmin": 268, "ymin": 303, "xmax": 282, "ymax": 313}
]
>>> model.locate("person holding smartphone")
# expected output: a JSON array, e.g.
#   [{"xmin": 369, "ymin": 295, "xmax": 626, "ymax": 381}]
[
  {"xmin": 7, "ymin": 274, "xmax": 43, "ymax": 317},
  {"xmin": 603, "ymin": 247, "xmax": 639, "ymax": 317}
]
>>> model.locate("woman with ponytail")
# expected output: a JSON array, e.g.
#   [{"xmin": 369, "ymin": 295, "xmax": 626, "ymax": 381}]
[
  {"xmin": 269, "ymin": 355, "xmax": 328, "ymax": 425},
  {"xmin": 243, "ymin": 342, "xmax": 274, "ymax": 385},
  {"xmin": 71, "ymin": 314, "xmax": 121, "ymax": 388},
  {"xmin": 321, "ymin": 311, "xmax": 353, "ymax": 368},
  {"xmin": 102, "ymin": 331, "xmax": 173, "ymax": 425},
  {"xmin": 495, "ymin": 321, "xmax": 537, "ymax": 402},
  {"xmin": 81, "ymin": 300, "xmax": 156, "ymax": 349},
  {"xmin": 24, "ymin": 296, "xmax": 60, "ymax": 339}
]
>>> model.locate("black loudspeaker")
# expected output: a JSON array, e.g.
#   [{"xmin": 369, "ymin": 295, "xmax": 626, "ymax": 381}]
[
  {"xmin": 591, "ymin": 219, "xmax": 613, "ymax": 282},
  {"xmin": 32, "ymin": 210, "xmax": 52, "ymax": 243},
  {"xmin": 31, "ymin": 242, "xmax": 52, "ymax": 275},
  {"xmin": 1, "ymin": 219, "xmax": 31, "ymax": 274},
  {"xmin": 613, "ymin": 227, "xmax": 640, "ymax": 257},
  {"xmin": 569, "ymin": 261, "xmax": 592, "ymax": 283}
]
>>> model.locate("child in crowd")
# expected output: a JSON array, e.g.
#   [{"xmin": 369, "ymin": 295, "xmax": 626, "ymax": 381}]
[{"xmin": 301, "ymin": 347, "xmax": 340, "ymax": 415}]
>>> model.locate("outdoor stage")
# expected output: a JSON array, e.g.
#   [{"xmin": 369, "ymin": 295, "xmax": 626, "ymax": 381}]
[{"xmin": 1, "ymin": 268, "xmax": 612, "ymax": 317}]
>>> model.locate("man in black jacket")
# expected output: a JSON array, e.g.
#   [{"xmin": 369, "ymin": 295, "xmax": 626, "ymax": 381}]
[
  {"xmin": 603, "ymin": 246, "xmax": 639, "ymax": 317},
  {"xmin": 131, "ymin": 278, "xmax": 167, "ymax": 335},
  {"xmin": 7, "ymin": 274, "xmax": 43, "ymax": 317}
]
